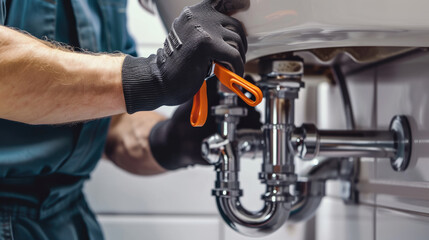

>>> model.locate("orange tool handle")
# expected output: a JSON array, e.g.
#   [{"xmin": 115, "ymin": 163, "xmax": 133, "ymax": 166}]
[
  {"xmin": 190, "ymin": 64, "xmax": 263, "ymax": 127},
  {"xmin": 213, "ymin": 64, "xmax": 263, "ymax": 107},
  {"xmin": 190, "ymin": 81, "xmax": 208, "ymax": 127}
]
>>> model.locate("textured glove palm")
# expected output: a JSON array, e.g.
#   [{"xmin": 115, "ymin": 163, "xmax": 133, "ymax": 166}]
[{"xmin": 122, "ymin": 0, "xmax": 247, "ymax": 113}]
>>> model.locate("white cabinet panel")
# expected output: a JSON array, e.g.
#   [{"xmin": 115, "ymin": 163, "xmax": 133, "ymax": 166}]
[
  {"xmin": 376, "ymin": 53, "xmax": 429, "ymax": 182},
  {"xmin": 85, "ymin": 159, "xmax": 268, "ymax": 215},
  {"xmin": 376, "ymin": 208, "xmax": 429, "ymax": 240},
  {"xmin": 84, "ymin": 160, "xmax": 218, "ymax": 214},
  {"xmin": 223, "ymin": 221, "xmax": 310, "ymax": 240},
  {"xmin": 376, "ymin": 193, "xmax": 429, "ymax": 214},
  {"xmin": 315, "ymin": 198, "xmax": 373, "ymax": 240},
  {"xmin": 99, "ymin": 215, "xmax": 220, "ymax": 240},
  {"xmin": 375, "ymin": 53, "xmax": 429, "ymax": 213},
  {"xmin": 317, "ymin": 82, "xmax": 347, "ymax": 130},
  {"xmin": 295, "ymin": 77, "xmax": 320, "ymax": 126}
]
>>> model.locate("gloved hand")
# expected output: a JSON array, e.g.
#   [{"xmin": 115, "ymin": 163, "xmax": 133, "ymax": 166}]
[
  {"xmin": 122, "ymin": 0, "xmax": 247, "ymax": 113},
  {"xmin": 149, "ymin": 76, "xmax": 262, "ymax": 170}
]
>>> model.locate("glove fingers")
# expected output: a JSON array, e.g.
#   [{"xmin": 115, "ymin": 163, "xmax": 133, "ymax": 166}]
[
  {"xmin": 220, "ymin": 17, "xmax": 247, "ymax": 52},
  {"xmin": 212, "ymin": 42, "xmax": 245, "ymax": 76},
  {"xmin": 221, "ymin": 27, "xmax": 246, "ymax": 64},
  {"xmin": 196, "ymin": 0, "xmax": 248, "ymax": 50}
]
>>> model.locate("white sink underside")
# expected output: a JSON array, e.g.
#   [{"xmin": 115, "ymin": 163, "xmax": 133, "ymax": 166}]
[{"xmin": 154, "ymin": 0, "xmax": 429, "ymax": 60}]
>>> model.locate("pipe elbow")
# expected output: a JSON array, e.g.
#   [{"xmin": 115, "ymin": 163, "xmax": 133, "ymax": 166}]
[
  {"xmin": 215, "ymin": 197, "xmax": 291, "ymax": 237},
  {"xmin": 289, "ymin": 194, "xmax": 323, "ymax": 222},
  {"xmin": 289, "ymin": 159, "xmax": 335, "ymax": 222}
]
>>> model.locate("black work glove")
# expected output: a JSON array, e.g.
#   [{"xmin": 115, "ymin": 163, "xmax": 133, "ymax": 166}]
[
  {"xmin": 149, "ymin": 76, "xmax": 262, "ymax": 170},
  {"xmin": 122, "ymin": 0, "xmax": 247, "ymax": 113}
]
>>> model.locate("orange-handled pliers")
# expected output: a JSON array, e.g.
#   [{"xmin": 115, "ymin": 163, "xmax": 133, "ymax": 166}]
[{"xmin": 190, "ymin": 63, "xmax": 263, "ymax": 127}]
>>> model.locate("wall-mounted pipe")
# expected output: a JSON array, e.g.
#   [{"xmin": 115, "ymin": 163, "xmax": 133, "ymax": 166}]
[
  {"xmin": 292, "ymin": 116, "xmax": 412, "ymax": 171},
  {"xmin": 289, "ymin": 115, "xmax": 413, "ymax": 222}
]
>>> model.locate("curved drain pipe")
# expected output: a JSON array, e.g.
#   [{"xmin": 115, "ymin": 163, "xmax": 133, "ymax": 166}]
[
  {"xmin": 216, "ymin": 192, "xmax": 291, "ymax": 236},
  {"xmin": 289, "ymin": 158, "xmax": 341, "ymax": 222},
  {"xmin": 203, "ymin": 130, "xmax": 292, "ymax": 236}
]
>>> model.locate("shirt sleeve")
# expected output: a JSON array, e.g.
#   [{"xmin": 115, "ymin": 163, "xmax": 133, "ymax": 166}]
[{"xmin": 0, "ymin": 0, "xmax": 6, "ymax": 25}]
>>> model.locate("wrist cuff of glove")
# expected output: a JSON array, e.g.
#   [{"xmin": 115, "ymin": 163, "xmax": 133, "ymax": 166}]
[
  {"xmin": 149, "ymin": 120, "xmax": 183, "ymax": 170},
  {"xmin": 122, "ymin": 55, "xmax": 165, "ymax": 113}
]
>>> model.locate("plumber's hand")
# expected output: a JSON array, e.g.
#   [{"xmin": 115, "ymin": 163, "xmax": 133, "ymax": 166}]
[
  {"xmin": 121, "ymin": 0, "xmax": 247, "ymax": 113},
  {"xmin": 149, "ymin": 76, "xmax": 261, "ymax": 170}
]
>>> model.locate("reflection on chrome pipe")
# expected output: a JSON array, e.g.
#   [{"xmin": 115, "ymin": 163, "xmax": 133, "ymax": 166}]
[
  {"xmin": 318, "ymin": 130, "xmax": 395, "ymax": 158},
  {"xmin": 263, "ymin": 92, "xmax": 295, "ymax": 174},
  {"xmin": 292, "ymin": 124, "xmax": 396, "ymax": 160},
  {"xmin": 289, "ymin": 180, "xmax": 324, "ymax": 222},
  {"xmin": 236, "ymin": 130, "xmax": 264, "ymax": 159},
  {"xmin": 289, "ymin": 159, "xmax": 340, "ymax": 222},
  {"xmin": 216, "ymin": 195, "xmax": 291, "ymax": 236}
]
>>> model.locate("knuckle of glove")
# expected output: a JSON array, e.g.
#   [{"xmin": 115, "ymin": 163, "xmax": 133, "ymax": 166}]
[
  {"xmin": 229, "ymin": 18, "xmax": 247, "ymax": 52},
  {"xmin": 223, "ymin": 36, "xmax": 246, "ymax": 64}
]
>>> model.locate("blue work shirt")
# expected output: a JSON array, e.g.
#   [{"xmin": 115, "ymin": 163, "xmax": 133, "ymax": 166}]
[
  {"xmin": 0, "ymin": 0, "xmax": 137, "ymax": 220},
  {"xmin": 0, "ymin": 0, "xmax": 4, "ymax": 25}
]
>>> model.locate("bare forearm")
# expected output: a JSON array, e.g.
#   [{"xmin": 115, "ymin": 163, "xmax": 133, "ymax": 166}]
[
  {"xmin": 0, "ymin": 26, "xmax": 126, "ymax": 124},
  {"xmin": 105, "ymin": 112, "xmax": 167, "ymax": 175}
]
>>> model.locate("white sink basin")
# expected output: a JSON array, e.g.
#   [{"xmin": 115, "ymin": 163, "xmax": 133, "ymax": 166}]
[{"xmin": 153, "ymin": 0, "xmax": 429, "ymax": 60}]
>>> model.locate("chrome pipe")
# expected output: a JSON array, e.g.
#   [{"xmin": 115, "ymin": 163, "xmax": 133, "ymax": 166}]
[
  {"xmin": 292, "ymin": 116, "xmax": 412, "ymax": 172},
  {"xmin": 289, "ymin": 159, "xmax": 341, "ymax": 222},
  {"xmin": 204, "ymin": 56, "xmax": 413, "ymax": 237},
  {"xmin": 216, "ymin": 194, "xmax": 291, "ymax": 237},
  {"xmin": 202, "ymin": 55, "xmax": 411, "ymax": 236},
  {"xmin": 205, "ymin": 134, "xmax": 292, "ymax": 236},
  {"xmin": 293, "ymin": 124, "xmax": 396, "ymax": 160},
  {"xmin": 204, "ymin": 92, "xmax": 293, "ymax": 236},
  {"xmin": 236, "ymin": 130, "xmax": 264, "ymax": 159},
  {"xmin": 263, "ymin": 91, "xmax": 295, "ymax": 174},
  {"xmin": 318, "ymin": 130, "xmax": 395, "ymax": 158},
  {"xmin": 289, "ymin": 180, "xmax": 324, "ymax": 223},
  {"xmin": 206, "ymin": 59, "xmax": 305, "ymax": 236},
  {"xmin": 258, "ymin": 64, "xmax": 305, "ymax": 191},
  {"xmin": 218, "ymin": 93, "xmax": 240, "ymax": 141},
  {"xmin": 206, "ymin": 132, "xmax": 292, "ymax": 236}
]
